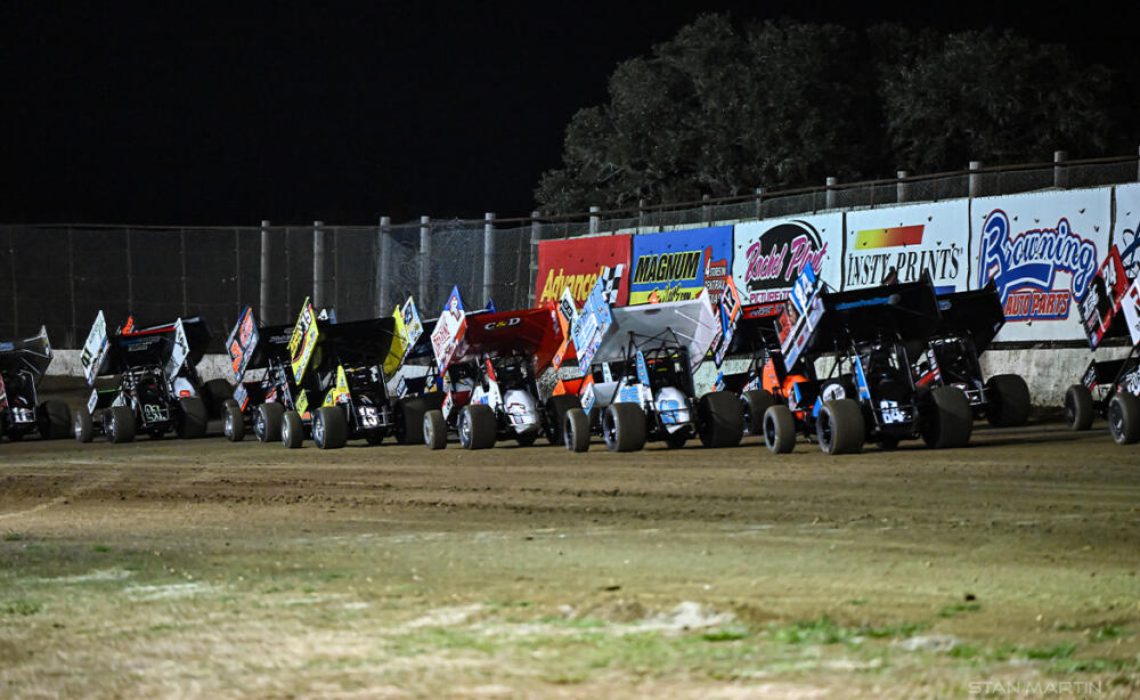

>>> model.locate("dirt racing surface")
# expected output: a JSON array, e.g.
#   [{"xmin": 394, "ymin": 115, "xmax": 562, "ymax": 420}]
[{"xmin": 1, "ymin": 413, "xmax": 1139, "ymax": 698}]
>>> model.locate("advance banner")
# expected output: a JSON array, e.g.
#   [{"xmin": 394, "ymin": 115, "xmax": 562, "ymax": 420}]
[
  {"xmin": 628, "ymin": 226, "xmax": 733, "ymax": 304},
  {"xmin": 732, "ymin": 214, "xmax": 841, "ymax": 304},
  {"xmin": 534, "ymin": 234, "xmax": 631, "ymax": 307},
  {"xmin": 1112, "ymin": 182, "xmax": 1140, "ymax": 280},
  {"xmin": 972, "ymin": 188, "xmax": 1110, "ymax": 342},
  {"xmin": 843, "ymin": 201, "xmax": 970, "ymax": 292}
]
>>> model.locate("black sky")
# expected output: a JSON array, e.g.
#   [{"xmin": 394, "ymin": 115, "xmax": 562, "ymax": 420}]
[{"xmin": 2, "ymin": 1, "xmax": 1136, "ymax": 226}]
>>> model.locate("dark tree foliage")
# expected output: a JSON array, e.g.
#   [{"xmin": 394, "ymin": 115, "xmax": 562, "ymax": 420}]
[{"xmin": 535, "ymin": 15, "xmax": 1115, "ymax": 214}]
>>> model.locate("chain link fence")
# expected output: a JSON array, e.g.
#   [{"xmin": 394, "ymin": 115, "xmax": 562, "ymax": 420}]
[{"xmin": 3, "ymin": 154, "xmax": 1138, "ymax": 351}]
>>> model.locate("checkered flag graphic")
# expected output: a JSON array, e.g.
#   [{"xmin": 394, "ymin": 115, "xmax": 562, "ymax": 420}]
[{"xmin": 599, "ymin": 264, "xmax": 624, "ymax": 305}]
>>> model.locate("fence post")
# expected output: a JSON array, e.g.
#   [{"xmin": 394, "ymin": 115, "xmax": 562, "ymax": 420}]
[
  {"xmin": 419, "ymin": 215, "xmax": 431, "ymax": 306},
  {"xmin": 529, "ymin": 211, "xmax": 542, "ymax": 306},
  {"xmin": 969, "ymin": 161, "xmax": 984, "ymax": 198},
  {"xmin": 638, "ymin": 199, "xmax": 647, "ymax": 230},
  {"xmin": 589, "ymin": 206, "xmax": 600, "ymax": 235},
  {"xmin": 897, "ymin": 170, "xmax": 910, "ymax": 203},
  {"xmin": 1053, "ymin": 150, "xmax": 1068, "ymax": 188},
  {"xmin": 312, "ymin": 220, "xmax": 326, "ymax": 309},
  {"xmin": 754, "ymin": 187, "xmax": 764, "ymax": 220},
  {"xmin": 376, "ymin": 216, "xmax": 391, "ymax": 315},
  {"xmin": 483, "ymin": 212, "xmax": 496, "ymax": 305},
  {"xmin": 825, "ymin": 177, "xmax": 838, "ymax": 210},
  {"xmin": 260, "ymin": 220, "xmax": 272, "ymax": 323},
  {"xmin": 702, "ymin": 194, "xmax": 712, "ymax": 225}
]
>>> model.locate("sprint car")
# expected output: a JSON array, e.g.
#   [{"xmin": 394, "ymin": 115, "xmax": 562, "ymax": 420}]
[
  {"xmin": 0, "ymin": 327, "xmax": 71, "ymax": 441},
  {"xmin": 221, "ymin": 306, "xmax": 296, "ymax": 442}
]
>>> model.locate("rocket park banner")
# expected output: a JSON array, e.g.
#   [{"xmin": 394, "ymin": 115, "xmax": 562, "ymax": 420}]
[
  {"xmin": 628, "ymin": 226, "xmax": 733, "ymax": 304},
  {"xmin": 534, "ymin": 234, "xmax": 631, "ymax": 307},
  {"xmin": 843, "ymin": 201, "xmax": 970, "ymax": 293},
  {"xmin": 972, "ymin": 188, "xmax": 1111, "ymax": 342},
  {"xmin": 731, "ymin": 215, "xmax": 840, "ymax": 303}
]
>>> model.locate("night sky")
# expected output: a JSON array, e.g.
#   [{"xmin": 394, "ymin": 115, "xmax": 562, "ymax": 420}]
[{"xmin": 2, "ymin": 1, "xmax": 1136, "ymax": 226}]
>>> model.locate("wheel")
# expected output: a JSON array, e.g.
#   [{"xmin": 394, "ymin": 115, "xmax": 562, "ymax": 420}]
[
  {"xmin": 697, "ymin": 391, "xmax": 745, "ymax": 448},
  {"xmin": 73, "ymin": 409, "xmax": 94, "ymax": 443},
  {"xmin": 663, "ymin": 430, "xmax": 688, "ymax": 449},
  {"xmin": 312, "ymin": 406, "xmax": 348, "ymax": 449},
  {"xmin": 544, "ymin": 395, "xmax": 580, "ymax": 445},
  {"xmin": 985, "ymin": 374, "xmax": 1031, "ymax": 427},
  {"xmin": 877, "ymin": 435, "xmax": 900, "ymax": 451},
  {"xmin": 1064, "ymin": 384, "xmax": 1094, "ymax": 431},
  {"xmin": 35, "ymin": 400, "xmax": 72, "ymax": 440},
  {"xmin": 200, "ymin": 378, "xmax": 235, "ymax": 420},
  {"xmin": 564, "ymin": 408, "xmax": 590, "ymax": 452},
  {"xmin": 395, "ymin": 395, "xmax": 439, "ymax": 445},
  {"xmin": 458, "ymin": 404, "xmax": 497, "ymax": 450},
  {"xmin": 763, "ymin": 405, "xmax": 796, "ymax": 454},
  {"xmin": 602, "ymin": 403, "xmax": 647, "ymax": 452},
  {"xmin": 105, "ymin": 405, "xmax": 136, "ymax": 444},
  {"xmin": 816, "ymin": 399, "xmax": 864, "ymax": 455},
  {"xmin": 741, "ymin": 390, "xmax": 775, "ymax": 437},
  {"xmin": 515, "ymin": 430, "xmax": 540, "ymax": 447},
  {"xmin": 223, "ymin": 400, "xmax": 245, "ymax": 442},
  {"xmin": 281, "ymin": 410, "xmax": 304, "ymax": 449},
  {"xmin": 175, "ymin": 396, "xmax": 208, "ymax": 439},
  {"xmin": 921, "ymin": 386, "xmax": 973, "ymax": 449},
  {"xmin": 1107, "ymin": 392, "xmax": 1140, "ymax": 445},
  {"xmin": 423, "ymin": 409, "xmax": 447, "ymax": 450},
  {"xmin": 365, "ymin": 434, "xmax": 384, "ymax": 446},
  {"xmin": 254, "ymin": 402, "xmax": 285, "ymax": 443}
]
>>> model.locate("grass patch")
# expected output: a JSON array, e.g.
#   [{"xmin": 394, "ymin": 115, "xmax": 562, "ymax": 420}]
[
  {"xmin": 770, "ymin": 616, "xmax": 855, "ymax": 645},
  {"xmin": 1025, "ymin": 642, "xmax": 1078, "ymax": 660},
  {"xmin": 701, "ymin": 626, "xmax": 751, "ymax": 642},
  {"xmin": 1050, "ymin": 657, "xmax": 1140, "ymax": 674},
  {"xmin": 1091, "ymin": 624, "xmax": 1126, "ymax": 642},
  {"xmin": 91, "ymin": 544, "xmax": 111, "ymax": 553},
  {"xmin": 1, "ymin": 599, "xmax": 43, "ymax": 616},
  {"xmin": 938, "ymin": 602, "xmax": 981, "ymax": 618},
  {"xmin": 3, "ymin": 532, "xmax": 26, "ymax": 542}
]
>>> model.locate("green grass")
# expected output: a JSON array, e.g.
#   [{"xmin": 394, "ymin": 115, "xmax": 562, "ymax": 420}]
[
  {"xmin": 1, "ymin": 599, "xmax": 44, "ymax": 616},
  {"xmin": 938, "ymin": 602, "xmax": 981, "ymax": 618}
]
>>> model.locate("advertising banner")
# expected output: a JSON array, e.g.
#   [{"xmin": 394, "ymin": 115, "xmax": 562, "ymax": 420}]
[
  {"xmin": 972, "ymin": 188, "xmax": 1111, "ymax": 342},
  {"xmin": 731, "ymin": 214, "xmax": 840, "ymax": 304},
  {"xmin": 534, "ymin": 234, "xmax": 631, "ymax": 307},
  {"xmin": 843, "ymin": 201, "xmax": 970, "ymax": 293},
  {"xmin": 628, "ymin": 226, "xmax": 733, "ymax": 304},
  {"xmin": 1112, "ymin": 182, "xmax": 1140, "ymax": 281}
]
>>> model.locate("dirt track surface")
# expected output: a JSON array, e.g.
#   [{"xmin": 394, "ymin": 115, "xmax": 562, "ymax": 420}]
[{"xmin": 2, "ymin": 420, "xmax": 1139, "ymax": 698}]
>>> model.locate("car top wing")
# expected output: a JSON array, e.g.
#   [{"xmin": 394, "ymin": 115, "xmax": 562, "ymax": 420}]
[
  {"xmin": 225, "ymin": 306, "xmax": 292, "ymax": 382},
  {"xmin": 0, "ymin": 325, "xmax": 53, "ymax": 381},
  {"xmin": 446, "ymin": 303, "xmax": 564, "ymax": 373},
  {"xmin": 935, "ymin": 283, "xmax": 1005, "ymax": 353},
  {"xmin": 1077, "ymin": 248, "xmax": 1132, "ymax": 350},
  {"xmin": 588, "ymin": 291, "xmax": 720, "ymax": 372}
]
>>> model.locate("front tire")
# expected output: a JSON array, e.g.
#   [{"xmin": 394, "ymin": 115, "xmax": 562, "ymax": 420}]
[
  {"xmin": 602, "ymin": 403, "xmax": 646, "ymax": 452},
  {"xmin": 544, "ymin": 395, "xmax": 580, "ymax": 445},
  {"xmin": 74, "ymin": 409, "xmax": 94, "ymax": 443},
  {"xmin": 313, "ymin": 406, "xmax": 348, "ymax": 449},
  {"xmin": 281, "ymin": 410, "xmax": 304, "ymax": 449},
  {"xmin": 105, "ymin": 406, "xmax": 136, "ymax": 444},
  {"xmin": 741, "ymin": 390, "xmax": 775, "ymax": 437},
  {"xmin": 458, "ymin": 404, "xmax": 496, "ymax": 450},
  {"xmin": 921, "ymin": 386, "xmax": 972, "ymax": 449},
  {"xmin": 697, "ymin": 391, "xmax": 745, "ymax": 448},
  {"xmin": 985, "ymin": 374, "xmax": 1031, "ymax": 427},
  {"xmin": 223, "ymin": 400, "xmax": 245, "ymax": 442},
  {"xmin": 423, "ymin": 409, "xmax": 447, "ymax": 450},
  {"xmin": 1064, "ymin": 384, "xmax": 1094, "ymax": 431},
  {"xmin": 176, "ymin": 396, "xmax": 208, "ymax": 439},
  {"xmin": 36, "ymin": 400, "xmax": 72, "ymax": 440},
  {"xmin": 255, "ymin": 402, "xmax": 285, "ymax": 443},
  {"xmin": 816, "ymin": 399, "xmax": 864, "ymax": 455},
  {"xmin": 763, "ymin": 405, "xmax": 796, "ymax": 454},
  {"xmin": 200, "ymin": 378, "xmax": 235, "ymax": 420},
  {"xmin": 1107, "ymin": 392, "xmax": 1140, "ymax": 445},
  {"xmin": 564, "ymin": 408, "xmax": 590, "ymax": 452}
]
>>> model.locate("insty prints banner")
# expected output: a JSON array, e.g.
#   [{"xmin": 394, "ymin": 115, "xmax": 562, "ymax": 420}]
[
  {"xmin": 731, "ymin": 215, "xmax": 841, "ymax": 304},
  {"xmin": 972, "ymin": 188, "xmax": 1111, "ymax": 342},
  {"xmin": 628, "ymin": 226, "xmax": 733, "ymax": 304},
  {"xmin": 1112, "ymin": 183, "xmax": 1140, "ymax": 281},
  {"xmin": 843, "ymin": 201, "xmax": 970, "ymax": 293}
]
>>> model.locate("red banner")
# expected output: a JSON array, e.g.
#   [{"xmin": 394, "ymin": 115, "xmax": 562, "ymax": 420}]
[{"xmin": 534, "ymin": 235, "xmax": 631, "ymax": 307}]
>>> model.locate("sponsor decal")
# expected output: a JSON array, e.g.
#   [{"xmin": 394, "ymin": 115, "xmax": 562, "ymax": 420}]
[
  {"xmin": 739, "ymin": 221, "xmax": 828, "ymax": 302},
  {"xmin": 534, "ymin": 235, "xmax": 631, "ymax": 306},
  {"xmin": 483, "ymin": 317, "xmax": 522, "ymax": 331},
  {"xmin": 630, "ymin": 227, "xmax": 732, "ymax": 304},
  {"xmin": 1077, "ymin": 249, "xmax": 1129, "ymax": 349}
]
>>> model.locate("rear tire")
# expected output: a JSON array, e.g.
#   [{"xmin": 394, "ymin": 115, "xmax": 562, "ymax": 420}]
[
  {"xmin": 176, "ymin": 396, "xmax": 208, "ymax": 439},
  {"xmin": 395, "ymin": 395, "xmax": 439, "ymax": 445},
  {"xmin": 544, "ymin": 395, "xmax": 580, "ymax": 445},
  {"xmin": 1107, "ymin": 392, "xmax": 1140, "ymax": 445},
  {"xmin": 423, "ymin": 409, "xmax": 447, "ymax": 450},
  {"xmin": 602, "ymin": 403, "xmax": 646, "ymax": 452},
  {"xmin": 697, "ymin": 391, "xmax": 745, "ymax": 448},
  {"xmin": 105, "ymin": 406, "xmax": 136, "ymax": 444},
  {"xmin": 74, "ymin": 409, "xmax": 94, "ymax": 443},
  {"xmin": 515, "ymin": 430, "xmax": 539, "ymax": 447},
  {"xmin": 458, "ymin": 404, "xmax": 496, "ymax": 450},
  {"xmin": 1064, "ymin": 384, "xmax": 1094, "ymax": 431},
  {"xmin": 985, "ymin": 374, "xmax": 1031, "ymax": 427},
  {"xmin": 36, "ymin": 400, "xmax": 72, "ymax": 440},
  {"xmin": 741, "ymin": 390, "xmax": 775, "ymax": 437},
  {"xmin": 763, "ymin": 405, "xmax": 796, "ymax": 454},
  {"xmin": 281, "ymin": 410, "xmax": 304, "ymax": 449},
  {"xmin": 922, "ymin": 386, "xmax": 973, "ymax": 449},
  {"xmin": 564, "ymin": 408, "xmax": 590, "ymax": 452},
  {"xmin": 200, "ymin": 378, "xmax": 234, "ymax": 420},
  {"xmin": 663, "ymin": 430, "xmax": 688, "ymax": 449},
  {"xmin": 313, "ymin": 406, "xmax": 348, "ymax": 449},
  {"xmin": 223, "ymin": 400, "xmax": 245, "ymax": 442},
  {"xmin": 254, "ymin": 402, "xmax": 285, "ymax": 443},
  {"xmin": 816, "ymin": 399, "xmax": 864, "ymax": 455}
]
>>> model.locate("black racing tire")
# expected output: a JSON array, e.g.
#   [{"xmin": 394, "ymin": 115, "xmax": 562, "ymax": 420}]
[
  {"xmin": 663, "ymin": 429, "xmax": 689, "ymax": 449},
  {"xmin": 602, "ymin": 403, "xmax": 647, "ymax": 453},
  {"xmin": 176, "ymin": 396, "xmax": 208, "ymax": 439},
  {"xmin": 921, "ymin": 386, "xmax": 973, "ymax": 449},
  {"xmin": 1064, "ymin": 384, "xmax": 1094, "ymax": 431},
  {"xmin": 74, "ymin": 409, "xmax": 94, "ymax": 443},
  {"xmin": 365, "ymin": 434, "xmax": 385, "ymax": 446},
  {"xmin": 458, "ymin": 404, "xmax": 497, "ymax": 450},
  {"xmin": 544, "ymin": 395, "xmax": 580, "ymax": 445},
  {"xmin": 223, "ymin": 400, "xmax": 245, "ymax": 442},
  {"xmin": 395, "ymin": 395, "xmax": 442, "ymax": 445},
  {"xmin": 255, "ymin": 403, "xmax": 285, "ymax": 443},
  {"xmin": 35, "ymin": 400, "xmax": 72, "ymax": 440},
  {"xmin": 313, "ymin": 405, "xmax": 348, "ymax": 449},
  {"xmin": 200, "ymin": 378, "xmax": 235, "ymax": 420},
  {"xmin": 281, "ymin": 410, "xmax": 304, "ymax": 449},
  {"xmin": 985, "ymin": 374, "xmax": 1031, "ymax": 427},
  {"xmin": 1107, "ymin": 392, "xmax": 1140, "ymax": 445},
  {"xmin": 816, "ymin": 399, "xmax": 864, "ymax": 455},
  {"xmin": 763, "ymin": 405, "xmax": 796, "ymax": 454},
  {"xmin": 515, "ymin": 430, "xmax": 540, "ymax": 447},
  {"xmin": 698, "ymin": 391, "xmax": 745, "ymax": 448},
  {"xmin": 741, "ymin": 390, "xmax": 775, "ymax": 437},
  {"xmin": 423, "ymin": 409, "xmax": 447, "ymax": 450},
  {"xmin": 564, "ymin": 408, "xmax": 590, "ymax": 453},
  {"xmin": 105, "ymin": 405, "xmax": 136, "ymax": 444},
  {"xmin": 877, "ymin": 435, "xmax": 900, "ymax": 451}
]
